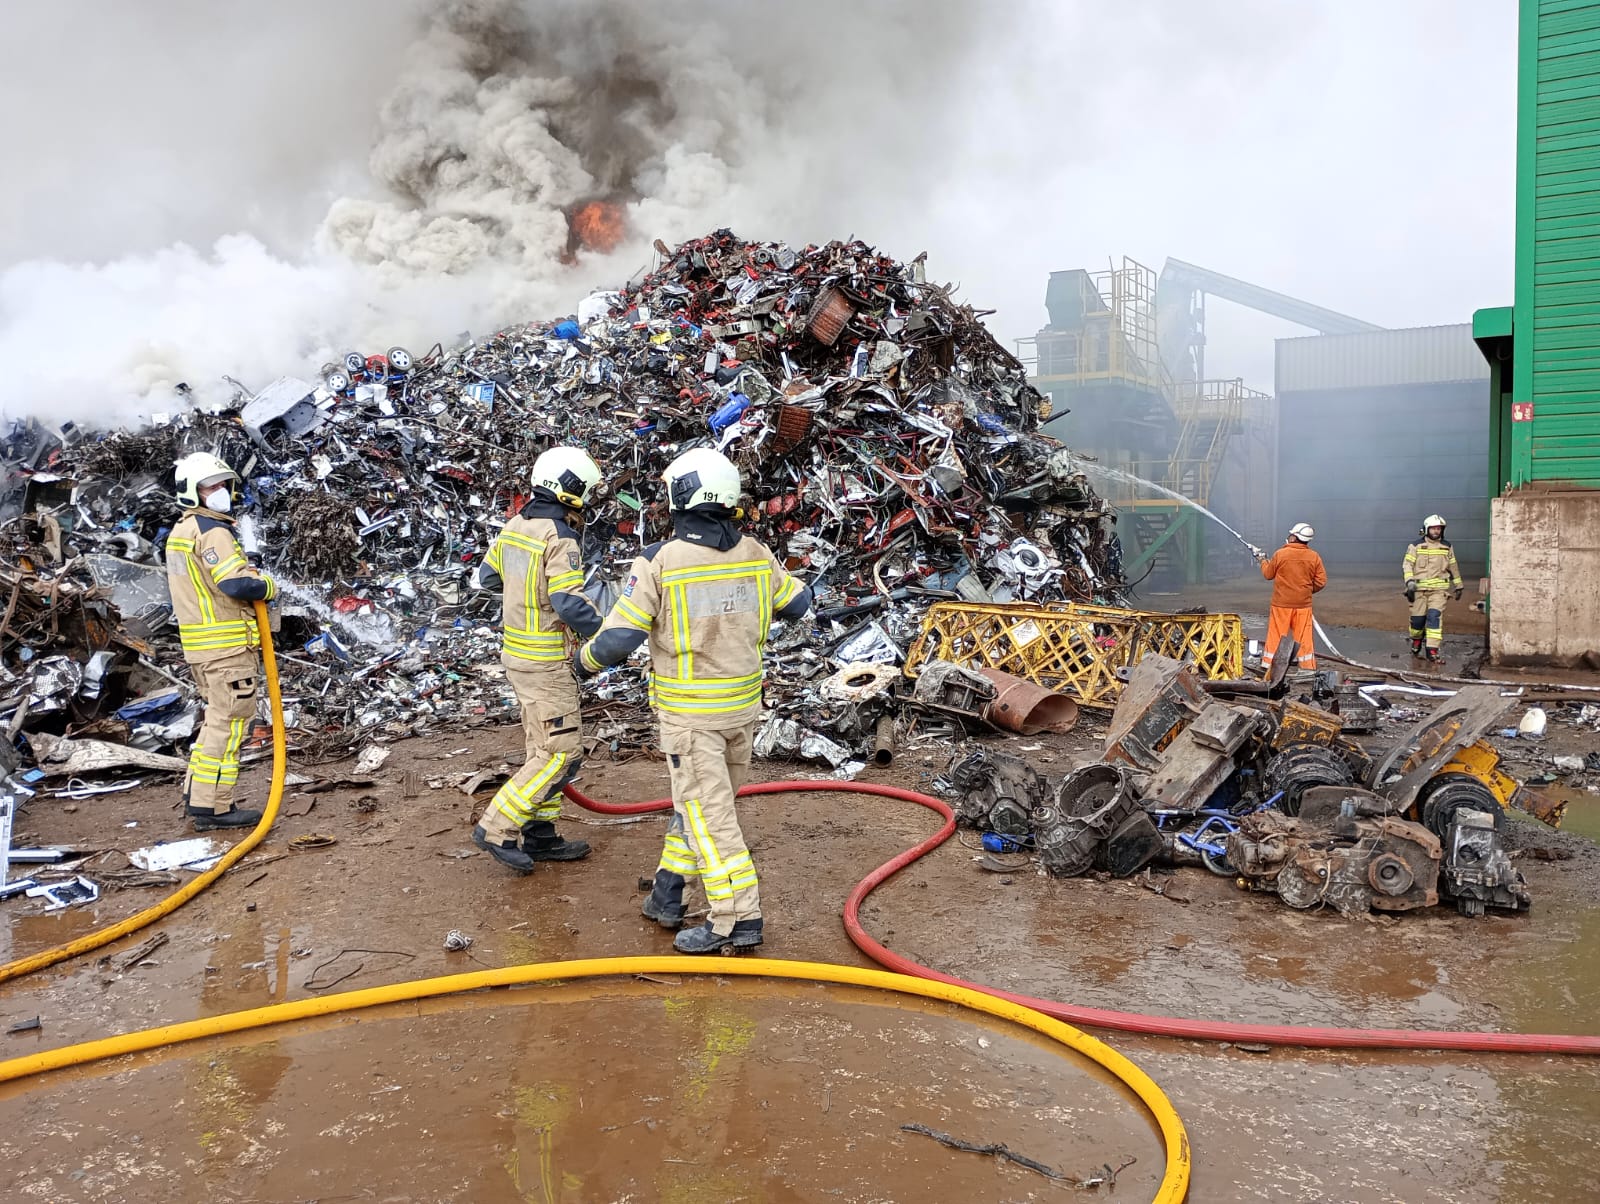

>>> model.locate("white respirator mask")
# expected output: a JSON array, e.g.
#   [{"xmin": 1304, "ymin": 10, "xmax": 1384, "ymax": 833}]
[{"xmin": 204, "ymin": 487, "xmax": 233, "ymax": 513}]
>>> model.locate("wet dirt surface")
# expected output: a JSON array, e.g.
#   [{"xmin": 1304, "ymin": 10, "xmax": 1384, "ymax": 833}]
[
  {"xmin": 0, "ymin": 984, "xmax": 1160, "ymax": 1203},
  {"xmin": 2, "ymin": 713, "xmax": 1599, "ymax": 1201}
]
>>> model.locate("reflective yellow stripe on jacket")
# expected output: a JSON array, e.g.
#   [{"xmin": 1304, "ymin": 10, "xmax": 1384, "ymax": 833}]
[
  {"xmin": 653, "ymin": 559, "xmax": 772, "ymax": 717},
  {"xmin": 168, "ymin": 537, "xmax": 258, "ymax": 655},
  {"xmin": 1403, "ymin": 543, "xmax": 1461, "ymax": 591},
  {"xmin": 494, "ymin": 530, "xmax": 566, "ymax": 663}
]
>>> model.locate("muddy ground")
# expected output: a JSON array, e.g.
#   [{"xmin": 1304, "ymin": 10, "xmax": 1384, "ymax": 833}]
[
  {"xmin": 2, "ymin": 688, "xmax": 1599, "ymax": 1203},
  {"xmin": 4, "ymin": 577, "xmax": 1600, "ymax": 1203}
]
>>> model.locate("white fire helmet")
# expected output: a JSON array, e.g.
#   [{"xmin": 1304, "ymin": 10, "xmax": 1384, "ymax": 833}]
[
  {"xmin": 174, "ymin": 453, "xmax": 239, "ymax": 510},
  {"xmin": 530, "ymin": 447, "xmax": 602, "ymax": 509},
  {"xmin": 1288, "ymin": 523, "xmax": 1315, "ymax": 543},
  {"xmin": 663, "ymin": 448, "xmax": 742, "ymax": 512},
  {"xmin": 1423, "ymin": 514, "xmax": 1447, "ymax": 531}
]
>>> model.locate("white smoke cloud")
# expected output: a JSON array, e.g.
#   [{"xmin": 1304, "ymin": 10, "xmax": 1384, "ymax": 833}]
[{"xmin": 0, "ymin": 0, "xmax": 992, "ymax": 426}]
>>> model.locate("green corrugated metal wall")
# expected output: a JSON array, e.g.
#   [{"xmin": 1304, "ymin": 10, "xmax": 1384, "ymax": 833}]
[{"xmin": 1513, "ymin": 0, "xmax": 1600, "ymax": 485}]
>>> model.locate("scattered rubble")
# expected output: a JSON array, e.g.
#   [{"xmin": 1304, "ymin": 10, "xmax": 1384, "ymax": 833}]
[
  {"xmin": 0, "ymin": 231, "xmax": 1123, "ymax": 807},
  {"xmin": 935, "ymin": 650, "xmax": 1553, "ymax": 920}
]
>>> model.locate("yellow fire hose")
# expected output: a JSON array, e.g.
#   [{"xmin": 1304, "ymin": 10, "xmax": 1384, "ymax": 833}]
[
  {"xmin": 0, "ymin": 955, "xmax": 1191, "ymax": 1201},
  {"xmin": 0, "ymin": 602, "xmax": 287, "ymax": 985},
  {"xmin": 0, "ymin": 602, "xmax": 1193, "ymax": 1200}
]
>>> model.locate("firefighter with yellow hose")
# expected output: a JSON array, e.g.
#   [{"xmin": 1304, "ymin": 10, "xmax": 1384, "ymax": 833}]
[
  {"xmin": 1403, "ymin": 513, "xmax": 1464, "ymax": 665},
  {"xmin": 472, "ymin": 447, "xmax": 606, "ymax": 874},
  {"xmin": 575, "ymin": 448, "xmax": 812, "ymax": 954},
  {"xmin": 166, "ymin": 453, "xmax": 277, "ymax": 831}
]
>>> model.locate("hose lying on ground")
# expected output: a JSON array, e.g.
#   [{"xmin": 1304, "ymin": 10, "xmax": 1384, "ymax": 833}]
[
  {"xmin": 4, "ymin": 599, "xmax": 1596, "ymax": 1060},
  {"xmin": 0, "ymin": 956, "xmax": 1192, "ymax": 1204},
  {"xmin": 0, "ymin": 602, "xmax": 287, "ymax": 986},
  {"xmin": 564, "ymin": 782, "xmax": 1600, "ymax": 1056}
]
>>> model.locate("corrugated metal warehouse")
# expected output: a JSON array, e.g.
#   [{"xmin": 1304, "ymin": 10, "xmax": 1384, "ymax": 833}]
[{"xmin": 1275, "ymin": 324, "xmax": 1490, "ymax": 579}]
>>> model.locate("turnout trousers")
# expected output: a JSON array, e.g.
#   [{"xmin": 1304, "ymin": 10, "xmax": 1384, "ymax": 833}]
[
  {"xmin": 480, "ymin": 663, "xmax": 584, "ymax": 844},
  {"xmin": 653, "ymin": 717, "xmax": 758, "ymax": 935},
  {"xmin": 1410, "ymin": 589, "xmax": 1449, "ymax": 652},
  {"xmin": 184, "ymin": 648, "xmax": 261, "ymax": 815}
]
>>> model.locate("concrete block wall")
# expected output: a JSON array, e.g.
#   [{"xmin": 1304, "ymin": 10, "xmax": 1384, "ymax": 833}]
[{"xmin": 1489, "ymin": 491, "xmax": 1600, "ymax": 665}]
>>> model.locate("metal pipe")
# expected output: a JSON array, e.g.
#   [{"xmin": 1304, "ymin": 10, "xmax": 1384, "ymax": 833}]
[
  {"xmin": 975, "ymin": 668, "xmax": 1078, "ymax": 734},
  {"xmin": 872, "ymin": 714, "xmax": 895, "ymax": 767}
]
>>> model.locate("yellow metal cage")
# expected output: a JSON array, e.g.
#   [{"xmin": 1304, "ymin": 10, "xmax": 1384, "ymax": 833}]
[{"xmin": 904, "ymin": 602, "xmax": 1245, "ymax": 710}]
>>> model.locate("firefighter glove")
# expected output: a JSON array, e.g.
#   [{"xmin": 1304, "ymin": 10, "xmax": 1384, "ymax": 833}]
[
  {"xmin": 1454, "ymin": 587, "xmax": 1464, "ymax": 602},
  {"xmin": 1248, "ymin": 544, "xmax": 1264, "ymax": 562},
  {"xmin": 1404, "ymin": 580, "xmax": 1417, "ymax": 603}
]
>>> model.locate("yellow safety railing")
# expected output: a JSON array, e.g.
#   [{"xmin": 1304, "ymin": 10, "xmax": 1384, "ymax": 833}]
[{"xmin": 904, "ymin": 601, "xmax": 1244, "ymax": 710}]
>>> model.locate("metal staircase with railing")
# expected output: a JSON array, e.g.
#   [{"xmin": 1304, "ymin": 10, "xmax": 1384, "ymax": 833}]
[{"xmin": 1017, "ymin": 259, "xmax": 1267, "ymax": 586}]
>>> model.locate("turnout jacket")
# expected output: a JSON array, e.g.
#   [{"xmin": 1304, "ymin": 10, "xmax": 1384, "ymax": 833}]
[
  {"xmin": 1403, "ymin": 537, "xmax": 1463, "ymax": 592},
  {"xmin": 165, "ymin": 508, "xmax": 277, "ymax": 664},
  {"xmin": 579, "ymin": 521, "xmax": 811, "ymax": 730},
  {"xmin": 480, "ymin": 501, "xmax": 603, "ymax": 667}
]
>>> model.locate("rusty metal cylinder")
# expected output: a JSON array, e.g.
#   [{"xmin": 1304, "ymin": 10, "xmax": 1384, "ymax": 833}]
[
  {"xmin": 975, "ymin": 668, "xmax": 1078, "ymax": 735},
  {"xmin": 872, "ymin": 714, "xmax": 895, "ymax": 767}
]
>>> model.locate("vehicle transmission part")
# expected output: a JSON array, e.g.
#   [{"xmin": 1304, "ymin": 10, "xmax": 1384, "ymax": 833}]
[
  {"xmin": 1440, "ymin": 807, "xmax": 1529, "ymax": 917},
  {"xmin": 1227, "ymin": 811, "xmax": 1440, "ymax": 918},
  {"xmin": 941, "ymin": 747, "xmax": 1051, "ymax": 831},
  {"xmin": 1033, "ymin": 763, "xmax": 1153, "ymax": 878}
]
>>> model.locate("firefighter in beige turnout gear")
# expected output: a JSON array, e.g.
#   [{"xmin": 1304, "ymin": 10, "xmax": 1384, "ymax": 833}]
[
  {"xmin": 1403, "ymin": 514, "xmax": 1464, "ymax": 664},
  {"xmin": 472, "ymin": 448, "xmax": 606, "ymax": 874},
  {"xmin": 166, "ymin": 454, "xmax": 277, "ymax": 831},
  {"xmin": 577, "ymin": 448, "xmax": 812, "ymax": 955}
]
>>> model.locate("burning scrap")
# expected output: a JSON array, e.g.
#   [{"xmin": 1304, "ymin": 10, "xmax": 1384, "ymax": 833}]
[{"xmin": 0, "ymin": 231, "xmax": 1121, "ymax": 779}]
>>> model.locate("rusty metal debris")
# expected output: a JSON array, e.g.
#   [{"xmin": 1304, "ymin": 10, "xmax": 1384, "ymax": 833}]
[
  {"xmin": 0, "ymin": 231, "xmax": 1126, "ymax": 784},
  {"xmin": 936, "ymin": 650, "xmax": 1547, "ymax": 916},
  {"xmin": 1227, "ymin": 810, "xmax": 1441, "ymax": 917}
]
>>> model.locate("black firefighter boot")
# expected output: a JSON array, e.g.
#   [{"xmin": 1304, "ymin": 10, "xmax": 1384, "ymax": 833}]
[
  {"xmin": 521, "ymin": 819, "xmax": 591, "ymax": 862},
  {"xmin": 640, "ymin": 870, "xmax": 687, "ymax": 929},
  {"xmin": 674, "ymin": 918, "xmax": 764, "ymax": 955},
  {"xmin": 1426, "ymin": 648, "xmax": 1444, "ymax": 667},
  {"xmin": 187, "ymin": 805, "xmax": 263, "ymax": 832},
  {"xmin": 473, "ymin": 826, "xmax": 535, "ymax": 875}
]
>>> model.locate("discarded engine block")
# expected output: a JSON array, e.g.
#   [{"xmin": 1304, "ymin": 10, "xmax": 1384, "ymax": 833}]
[
  {"xmin": 1226, "ymin": 810, "xmax": 1441, "ymax": 918},
  {"xmin": 942, "ymin": 747, "xmax": 1052, "ymax": 834}
]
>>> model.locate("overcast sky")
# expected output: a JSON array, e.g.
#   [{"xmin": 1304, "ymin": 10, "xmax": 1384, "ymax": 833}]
[{"xmin": 0, "ymin": 0, "xmax": 1514, "ymax": 410}]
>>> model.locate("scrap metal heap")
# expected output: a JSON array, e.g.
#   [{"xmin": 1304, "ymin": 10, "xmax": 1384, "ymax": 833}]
[
  {"xmin": 0, "ymin": 231, "xmax": 1124, "ymax": 775},
  {"xmin": 940, "ymin": 651, "xmax": 1548, "ymax": 920}
]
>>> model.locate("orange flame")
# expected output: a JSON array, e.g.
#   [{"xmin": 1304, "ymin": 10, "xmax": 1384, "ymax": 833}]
[{"xmin": 568, "ymin": 200, "xmax": 626, "ymax": 254}]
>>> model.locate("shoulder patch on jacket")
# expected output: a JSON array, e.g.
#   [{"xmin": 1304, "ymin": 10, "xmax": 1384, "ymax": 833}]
[
  {"xmin": 567, "ymin": 551, "xmax": 580, "ymax": 571},
  {"xmin": 622, "ymin": 573, "xmax": 638, "ymax": 597},
  {"xmin": 203, "ymin": 548, "xmax": 220, "ymax": 565}
]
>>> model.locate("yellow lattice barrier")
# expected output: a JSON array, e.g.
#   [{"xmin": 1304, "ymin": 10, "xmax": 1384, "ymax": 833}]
[{"xmin": 904, "ymin": 602, "xmax": 1244, "ymax": 710}]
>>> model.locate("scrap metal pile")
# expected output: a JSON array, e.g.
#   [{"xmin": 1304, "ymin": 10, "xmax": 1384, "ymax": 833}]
[
  {"xmin": 0, "ymin": 231, "xmax": 1123, "ymax": 776},
  {"xmin": 942, "ymin": 654, "xmax": 1552, "ymax": 920}
]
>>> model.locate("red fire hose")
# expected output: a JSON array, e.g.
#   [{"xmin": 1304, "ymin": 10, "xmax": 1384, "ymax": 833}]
[{"xmin": 564, "ymin": 779, "xmax": 1600, "ymax": 1055}]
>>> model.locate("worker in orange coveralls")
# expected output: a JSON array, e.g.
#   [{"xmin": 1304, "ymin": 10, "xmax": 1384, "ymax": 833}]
[{"xmin": 1249, "ymin": 522, "xmax": 1326, "ymax": 672}]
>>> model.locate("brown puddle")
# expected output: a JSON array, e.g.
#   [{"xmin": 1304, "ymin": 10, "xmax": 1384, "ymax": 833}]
[{"xmin": 0, "ymin": 980, "xmax": 1165, "ymax": 1202}]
